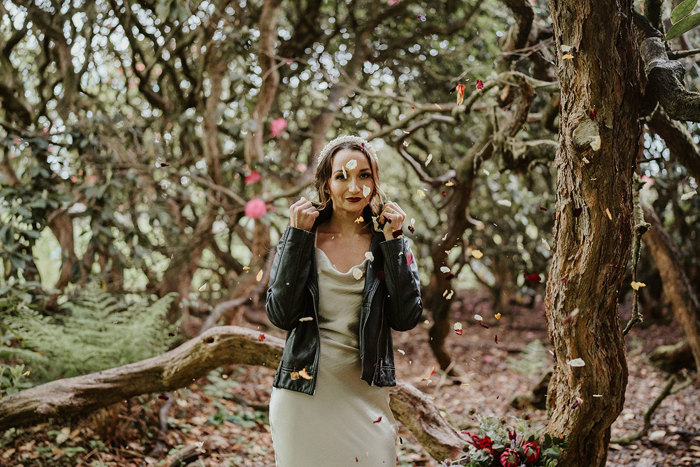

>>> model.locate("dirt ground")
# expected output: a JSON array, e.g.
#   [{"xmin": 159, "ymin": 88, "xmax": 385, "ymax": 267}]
[{"xmin": 2, "ymin": 289, "xmax": 699, "ymax": 466}]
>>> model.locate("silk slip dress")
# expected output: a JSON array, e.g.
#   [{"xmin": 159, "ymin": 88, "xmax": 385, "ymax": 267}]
[{"xmin": 269, "ymin": 233, "xmax": 398, "ymax": 466}]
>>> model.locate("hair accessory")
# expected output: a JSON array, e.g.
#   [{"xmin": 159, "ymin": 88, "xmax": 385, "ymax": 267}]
[{"xmin": 315, "ymin": 135, "xmax": 378, "ymax": 166}]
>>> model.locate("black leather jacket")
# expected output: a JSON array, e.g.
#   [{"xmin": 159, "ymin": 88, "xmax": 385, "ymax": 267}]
[{"xmin": 266, "ymin": 206, "xmax": 423, "ymax": 396}]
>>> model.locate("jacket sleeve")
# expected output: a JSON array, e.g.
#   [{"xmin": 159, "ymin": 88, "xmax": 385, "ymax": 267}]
[
  {"xmin": 379, "ymin": 235, "xmax": 423, "ymax": 331},
  {"xmin": 265, "ymin": 225, "xmax": 315, "ymax": 331}
]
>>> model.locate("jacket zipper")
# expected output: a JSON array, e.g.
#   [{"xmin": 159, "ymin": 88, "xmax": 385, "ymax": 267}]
[
  {"xmin": 373, "ymin": 301, "xmax": 384, "ymax": 385},
  {"xmin": 308, "ymin": 283, "xmax": 320, "ymax": 395},
  {"xmin": 361, "ymin": 281, "xmax": 379, "ymax": 381}
]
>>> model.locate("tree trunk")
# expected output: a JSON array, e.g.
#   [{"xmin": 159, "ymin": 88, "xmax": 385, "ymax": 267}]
[
  {"xmin": 642, "ymin": 205, "xmax": 700, "ymax": 371},
  {"xmin": 0, "ymin": 326, "xmax": 467, "ymax": 462},
  {"xmin": 544, "ymin": 1, "xmax": 644, "ymax": 465}
]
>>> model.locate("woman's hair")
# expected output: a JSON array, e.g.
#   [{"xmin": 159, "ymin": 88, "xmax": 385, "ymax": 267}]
[{"xmin": 313, "ymin": 136, "xmax": 386, "ymax": 231}]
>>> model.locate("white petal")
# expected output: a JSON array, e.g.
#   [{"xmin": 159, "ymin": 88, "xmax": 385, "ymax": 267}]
[
  {"xmin": 474, "ymin": 314, "xmax": 483, "ymax": 321},
  {"xmin": 497, "ymin": 199, "xmax": 512, "ymax": 207},
  {"xmin": 567, "ymin": 358, "xmax": 585, "ymax": 367},
  {"xmin": 681, "ymin": 190, "xmax": 697, "ymax": 201},
  {"xmin": 363, "ymin": 185, "xmax": 371, "ymax": 197},
  {"xmin": 345, "ymin": 159, "xmax": 357, "ymax": 170},
  {"xmin": 440, "ymin": 266, "xmax": 450, "ymax": 273},
  {"xmin": 365, "ymin": 251, "xmax": 374, "ymax": 262},
  {"xmin": 352, "ymin": 267, "xmax": 363, "ymax": 280}
]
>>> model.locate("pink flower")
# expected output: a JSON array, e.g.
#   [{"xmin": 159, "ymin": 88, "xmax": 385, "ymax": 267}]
[
  {"xmin": 245, "ymin": 198, "xmax": 267, "ymax": 218},
  {"xmin": 388, "ymin": 0, "xmax": 400, "ymax": 5},
  {"xmin": 523, "ymin": 441, "xmax": 540, "ymax": 464},
  {"xmin": 245, "ymin": 170, "xmax": 262, "ymax": 184},
  {"xmin": 270, "ymin": 118, "xmax": 287, "ymax": 137},
  {"xmin": 500, "ymin": 448, "xmax": 521, "ymax": 467}
]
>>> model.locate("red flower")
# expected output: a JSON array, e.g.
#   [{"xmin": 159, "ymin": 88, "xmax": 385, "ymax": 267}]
[
  {"xmin": 245, "ymin": 198, "xmax": 267, "ymax": 218},
  {"xmin": 245, "ymin": 170, "xmax": 262, "ymax": 184},
  {"xmin": 461, "ymin": 431, "xmax": 495, "ymax": 456},
  {"xmin": 476, "ymin": 79, "xmax": 484, "ymax": 90},
  {"xmin": 500, "ymin": 448, "xmax": 520, "ymax": 467},
  {"xmin": 523, "ymin": 441, "xmax": 540, "ymax": 464}
]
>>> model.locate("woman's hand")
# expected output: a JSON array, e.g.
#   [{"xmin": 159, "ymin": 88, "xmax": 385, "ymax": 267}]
[
  {"xmin": 289, "ymin": 197, "xmax": 320, "ymax": 231},
  {"xmin": 379, "ymin": 201, "xmax": 406, "ymax": 241}
]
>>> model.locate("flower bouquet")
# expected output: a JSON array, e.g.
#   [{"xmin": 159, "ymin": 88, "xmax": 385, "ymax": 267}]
[{"xmin": 447, "ymin": 415, "xmax": 569, "ymax": 466}]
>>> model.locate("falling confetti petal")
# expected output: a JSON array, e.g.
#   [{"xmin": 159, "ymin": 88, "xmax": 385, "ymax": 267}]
[
  {"xmin": 681, "ymin": 190, "xmax": 697, "ymax": 201},
  {"xmin": 471, "ymin": 249, "xmax": 484, "ymax": 259},
  {"xmin": 365, "ymin": 251, "xmax": 374, "ymax": 262},
  {"xmin": 455, "ymin": 84, "xmax": 465, "ymax": 105},
  {"xmin": 373, "ymin": 416, "xmax": 382, "ymax": 423},
  {"xmin": 299, "ymin": 316, "xmax": 313, "ymax": 322},
  {"xmin": 363, "ymin": 185, "xmax": 371, "ymax": 197},
  {"xmin": 524, "ymin": 273, "xmax": 541, "ymax": 283},
  {"xmin": 445, "ymin": 181, "xmax": 455, "ymax": 187},
  {"xmin": 495, "ymin": 313, "xmax": 501, "ymax": 320},
  {"xmin": 630, "ymin": 281, "xmax": 646, "ymax": 291},
  {"xmin": 299, "ymin": 368, "xmax": 313, "ymax": 379},
  {"xmin": 417, "ymin": 14, "xmax": 426, "ymax": 21},
  {"xmin": 422, "ymin": 365, "xmax": 436, "ymax": 380},
  {"xmin": 416, "ymin": 189, "xmax": 426, "ymax": 198},
  {"xmin": 476, "ymin": 80, "xmax": 484, "ymax": 90},
  {"xmin": 258, "ymin": 333, "xmax": 266, "ymax": 341},
  {"xmin": 256, "ymin": 270, "xmax": 263, "ymax": 281},
  {"xmin": 567, "ymin": 358, "xmax": 585, "ymax": 367},
  {"xmin": 345, "ymin": 159, "xmax": 357, "ymax": 170},
  {"xmin": 440, "ymin": 266, "xmax": 450, "ymax": 273},
  {"xmin": 406, "ymin": 252, "xmax": 414, "ymax": 266},
  {"xmin": 454, "ymin": 322, "xmax": 463, "ymax": 335},
  {"xmin": 352, "ymin": 267, "xmax": 364, "ymax": 280},
  {"xmin": 497, "ymin": 199, "xmax": 512, "ymax": 207},
  {"xmin": 397, "ymin": 349, "xmax": 405, "ymax": 355},
  {"xmin": 425, "ymin": 154, "xmax": 433, "ymax": 166},
  {"xmin": 474, "ymin": 314, "xmax": 483, "ymax": 321},
  {"xmin": 355, "ymin": 216, "xmax": 364, "ymax": 224},
  {"xmin": 562, "ymin": 53, "xmax": 574, "ymax": 60}
]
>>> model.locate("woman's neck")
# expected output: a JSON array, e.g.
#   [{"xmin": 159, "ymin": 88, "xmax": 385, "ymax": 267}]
[{"xmin": 320, "ymin": 211, "xmax": 371, "ymax": 236}]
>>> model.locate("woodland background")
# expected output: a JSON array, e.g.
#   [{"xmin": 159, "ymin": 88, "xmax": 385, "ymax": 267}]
[{"xmin": 0, "ymin": 0, "xmax": 699, "ymax": 466}]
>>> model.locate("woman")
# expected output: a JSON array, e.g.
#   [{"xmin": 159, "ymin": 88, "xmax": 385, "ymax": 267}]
[{"xmin": 266, "ymin": 135, "xmax": 423, "ymax": 466}]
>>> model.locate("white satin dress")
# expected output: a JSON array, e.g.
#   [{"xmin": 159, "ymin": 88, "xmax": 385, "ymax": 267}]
[{"xmin": 269, "ymin": 233, "xmax": 398, "ymax": 466}]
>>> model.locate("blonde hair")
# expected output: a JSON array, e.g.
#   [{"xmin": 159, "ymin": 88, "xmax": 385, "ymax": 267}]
[{"xmin": 313, "ymin": 136, "xmax": 386, "ymax": 230}]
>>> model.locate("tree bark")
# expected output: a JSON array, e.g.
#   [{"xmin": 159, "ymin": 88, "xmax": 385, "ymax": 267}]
[
  {"xmin": 544, "ymin": 1, "xmax": 644, "ymax": 465},
  {"xmin": 642, "ymin": 205, "xmax": 700, "ymax": 372},
  {"xmin": 0, "ymin": 326, "xmax": 467, "ymax": 462}
]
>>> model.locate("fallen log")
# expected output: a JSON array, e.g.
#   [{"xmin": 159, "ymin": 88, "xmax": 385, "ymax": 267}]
[{"xmin": 0, "ymin": 325, "xmax": 467, "ymax": 462}]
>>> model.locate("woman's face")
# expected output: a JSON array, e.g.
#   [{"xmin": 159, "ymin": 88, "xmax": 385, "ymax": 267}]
[{"xmin": 327, "ymin": 148, "xmax": 374, "ymax": 215}]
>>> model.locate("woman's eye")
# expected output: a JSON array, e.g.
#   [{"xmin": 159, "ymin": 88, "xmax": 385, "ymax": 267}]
[{"xmin": 361, "ymin": 173, "xmax": 371, "ymax": 179}]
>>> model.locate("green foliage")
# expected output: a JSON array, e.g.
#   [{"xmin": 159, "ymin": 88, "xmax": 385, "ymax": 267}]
[
  {"xmin": 506, "ymin": 338, "xmax": 548, "ymax": 376},
  {"xmin": 667, "ymin": 0, "xmax": 700, "ymax": 39},
  {"xmin": 0, "ymin": 282, "xmax": 181, "ymax": 385}
]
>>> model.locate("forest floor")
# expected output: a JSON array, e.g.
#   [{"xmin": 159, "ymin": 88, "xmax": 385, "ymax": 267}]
[{"xmin": 2, "ymin": 288, "xmax": 699, "ymax": 467}]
